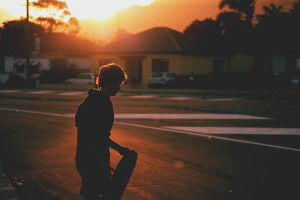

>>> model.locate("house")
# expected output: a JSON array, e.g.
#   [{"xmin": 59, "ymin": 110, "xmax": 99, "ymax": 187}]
[
  {"xmin": 37, "ymin": 33, "xmax": 94, "ymax": 72},
  {"xmin": 90, "ymin": 27, "xmax": 277, "ymax": 88},
  {"xmin": 90, "ymin": 27, "xmax": 236, "ymax": 88},
  {"xmin": 0, "ymin": 33, "xmax": 96, "ymax": 83},
  {"xmin": 253, "ymin": 55, "xmax": 300, "ymax": 75}
]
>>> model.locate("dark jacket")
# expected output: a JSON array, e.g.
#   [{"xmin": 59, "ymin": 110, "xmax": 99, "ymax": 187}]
[{"xmin": 75, "ymin": 89, "xmax": 114, "ymax": 174}]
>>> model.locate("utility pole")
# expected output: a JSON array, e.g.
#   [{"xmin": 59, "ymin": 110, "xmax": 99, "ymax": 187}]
[
  {"xmin": 117, "ymin": 9, "xmax": 120, "ymax": 31},
  {"xmin": 25, "ymin": 0, "xmax": 30, "ymax": 80},
  {"xmin": 117, "ymin": 9, "xmax": 121, "ymax": 34}
]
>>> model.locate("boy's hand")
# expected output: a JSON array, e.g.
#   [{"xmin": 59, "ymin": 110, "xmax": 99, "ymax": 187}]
[{"xmin": 119, "ymin": 147, "xmax": 131, "ymax": 155}]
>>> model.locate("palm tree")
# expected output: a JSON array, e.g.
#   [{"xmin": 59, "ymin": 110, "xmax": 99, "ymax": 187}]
[
  {"xmin": 184, "ymin": 19, "xmax": 222, "ymax": 39},
  {"xmin": 254, "ymin": 3, "xmax": 296, "ymax": 55},
  {"xmin": 216, "ymin": 11, "xmax": 242, "ymax": 34},
  {"xmin": 290, "ymin": 0, "xmax": 300, "ymax": 17},
  {"xmin": 216, "ymin": 0, "xmax": 256, "ymax": 72},
  {"xmin": 256, "ymin": 3, "xmax": 284, "ymax": 23},
  {"xmin": 217, "ymin": 0, "xmax": 256, "ymax": 30}
]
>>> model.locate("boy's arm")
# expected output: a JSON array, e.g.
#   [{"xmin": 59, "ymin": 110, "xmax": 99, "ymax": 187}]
[{"xmin": 108, "ymin": 137, "xmax": 130, "ymax": 155}]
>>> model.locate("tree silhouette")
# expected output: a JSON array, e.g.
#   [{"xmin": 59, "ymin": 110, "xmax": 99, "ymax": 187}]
[
  {"xmin": 216, "ymin": 0, "xmax": 256, "ymax": 71},
  {"xmin": 31, "ymin": 0, "xmax": 80, "ymax": 34},
  {"xmin": 184, "ymin": 19, "xmax": 222, "ymax": 40},
  {"xmin": 217, "ymin": 0, "xmax": 256, "ymax": 33},
  {"xmin": 290, "ymin": 0, "xmax": 300, "ymax": 14},
  {"xmin": 254, "ymin": 1, "xmax": 300, "ymax": 55},
  {"xmin": 184, "ymin": 19, "xmax": 223, "ymax": 54},
  {"xmin": 216, "ymin": 0, "xmax": 256, "ymax": 52},
  {"xmin": 0, "ymin": 20, "xmax": 45, "ymax": 56},
  {"xmin": 288, "ymin": 0, "xmax": 300, "ymax": 53},
  {"xmin": 290, "ymin": 0, "xmax": 300, "ymax": 22},
  {"xmin": 256, "ymin": 3, "xmax": 285, "ymax": 23}
]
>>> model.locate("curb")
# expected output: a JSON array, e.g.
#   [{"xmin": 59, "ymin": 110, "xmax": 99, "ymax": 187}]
[{"xmin": 0, "ymin": 166, "xmax": 18, "ymax": 200}]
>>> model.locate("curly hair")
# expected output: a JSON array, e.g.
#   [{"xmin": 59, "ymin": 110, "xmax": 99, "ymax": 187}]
[{"xmin": 96, "ymin": 63, "xmax": 128, "ymax": 88}]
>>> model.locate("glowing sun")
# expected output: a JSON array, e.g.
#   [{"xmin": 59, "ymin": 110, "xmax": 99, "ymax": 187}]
[{"xmin": 66, "ymin": 0, "xmax": 155, "ymax": 20}]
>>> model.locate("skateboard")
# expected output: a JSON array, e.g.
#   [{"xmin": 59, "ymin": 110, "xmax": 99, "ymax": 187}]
[{"xmin": 109, "ymin": 151, "xmax": 138, "ymax": 200}]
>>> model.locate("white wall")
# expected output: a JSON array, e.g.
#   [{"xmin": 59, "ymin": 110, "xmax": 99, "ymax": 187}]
[
  {"xmin": 272, "ymin": 56, "xmax": 286, "ymax": 74},
  {"xmin": 0, "ymin": 74, "xmax": 9, "ymax": 84},
  {"xmin": 67, "ymin": 57, "xmax": 90, "ymax": 69},
  {"xmin": 297, "ymin": 59, "xmax": 300, "ymax": 69},
  {"xmin": 4, "ymin": 57, "xmax": 14, "ymax": 72},
  {"xmin": 39, "ymin": 59, "xmax": 50, "ymax": 71},
  {"xmin": 230, "ymin": 55, "xmax": 253, "ymax": 72}
]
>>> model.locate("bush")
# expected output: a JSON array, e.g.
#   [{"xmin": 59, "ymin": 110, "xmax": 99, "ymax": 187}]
[
  {"xmin": 39, "ymin": 66, "xmax": 80, "ymax": 83},
  {"xmin": 6, "ymin": 73, "xmax": 27, "ymax": 88},
  {"xmin": 166, "ymin": 72, "xmax": 298, "ymax": 90}
]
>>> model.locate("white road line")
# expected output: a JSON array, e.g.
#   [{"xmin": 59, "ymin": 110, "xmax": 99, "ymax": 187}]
[
  {"xmin": 116, "ymin": 122, "xmax": 300, "ymax": 152},
  {"xmin": 165, "ymin": 97, "xmax": 192, "ymax": 100},
  {"xmin": 164, "ymin": 127, "xmax": 300, "ymax": 135},
  {"xmin": 206, "ymin": 98, "xmax": 239, "ymax": 101},
  {"xmin": 127, "ymin": 95, "xmax": 157, "ymax": 98},
  {"xmin": 0, "ymin": 90, "xmax": 21, "ymax": 93},
  {"xmin": 0, "ymin": 107, "xmax": 298, "ymax": 152},
  {"xmin": 27, "ymin": 91, "xmax": 55, "ymax": 94},
  {"xmin": 0, "ymin": 107, "xmax": 72, "ymax": 118},
  {"xmin": 64, "ymin": 113, "xmax": 271, "ymax": 120},
  {"xmin": 59, "ymin": 92, "xmax": 85, "ymax": 95},
  {"xmin": 114, "ymin": 113, "xmax": 271, "ymax": 120}
]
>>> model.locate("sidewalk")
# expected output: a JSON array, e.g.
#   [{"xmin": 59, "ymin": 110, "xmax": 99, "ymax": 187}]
[{"xmin": 0, "ymin": 166, "xmax": 18, "ymax": 200}]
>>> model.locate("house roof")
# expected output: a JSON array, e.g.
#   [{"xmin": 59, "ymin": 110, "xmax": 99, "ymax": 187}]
[
  {"xmin": 94, "ymin": 27, "xmax": 207, "ymax": 54},
  {"xmin": 39, "ymin": 33, "xmax": 97, "ymax": 56}
]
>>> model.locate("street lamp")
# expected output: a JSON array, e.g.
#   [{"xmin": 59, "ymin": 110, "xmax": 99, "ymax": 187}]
[{"xmin": 25, "ymin": 0, "xmax": 30, "ymax": 80}]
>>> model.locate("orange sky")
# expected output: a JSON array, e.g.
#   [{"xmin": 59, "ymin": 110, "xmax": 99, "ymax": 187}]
[
  {"xmin": 80, "ymin": 0, "xmax": 295, "ymax": 42},
  {"xmin": 0, "ymin": 0, "xmax": 296, "ymax": 42}
]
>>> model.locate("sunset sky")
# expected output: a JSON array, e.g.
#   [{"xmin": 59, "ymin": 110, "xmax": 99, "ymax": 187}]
[{"xmin": 0, "ymin": 0, "xmax": 296, "ymax": 42}]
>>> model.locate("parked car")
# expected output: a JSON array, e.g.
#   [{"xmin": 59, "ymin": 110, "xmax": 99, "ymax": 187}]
[
  {"xmin": 291, "ymin": 75, "xmax": 299, "ymax": 85},
  {"xmin": 0, "ymin": 73, "xmax": 9, "ymax": 85},
  {"xmin": 65, "ymin": 73, "xmax": 96, "ymax": 84},
  {"xmin": 148, "ymin": 72, "xmax": 178, "ymax": 88}
]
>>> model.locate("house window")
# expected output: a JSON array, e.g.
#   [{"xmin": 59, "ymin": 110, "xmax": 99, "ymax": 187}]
[
  {"xmin": 99, "ymin": 59, "xmax": 114, "ymax": 67},
  {"xmin": 0, "ymin": 57, "xmax": 4, "ymax": 74},
  {"xmin": 266, "ymin": 58, "xmax": 273, "ymax": 73},
  {"xmin": 152, "ymin": 59, "xmax": 168, "ymax": 72},
  {"xmin": 297, "ymin": 59, "xmax": 300, "ymax": 69},
  {"xmin": 213, "ymin": 59, "xmax": 225, "ymax": 73}
]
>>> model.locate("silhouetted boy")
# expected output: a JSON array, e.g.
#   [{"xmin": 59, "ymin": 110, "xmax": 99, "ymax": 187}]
[{"xmin": 75, "ymin": 63, "xmax": 134, "ymax": 200}]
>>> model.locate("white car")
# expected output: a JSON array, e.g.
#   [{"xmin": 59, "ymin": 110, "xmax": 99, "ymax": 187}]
[
  {"xmin": 148, "ymin": 72, "xmax": 178, "ymax": 88},
  {"xmin": 65, "ymin": 73, "xmax": 96, "ymax": 84},
  {"xmin": 291, "ymin": 75, "xmax": 299, "ymax": 85}
]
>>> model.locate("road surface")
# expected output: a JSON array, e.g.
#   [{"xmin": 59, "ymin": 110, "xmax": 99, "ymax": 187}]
[{"xmin": 0, "ymin": 89, "xmax": 300, "ymax": 200}]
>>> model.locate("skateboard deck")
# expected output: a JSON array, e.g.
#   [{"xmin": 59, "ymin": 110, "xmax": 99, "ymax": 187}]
[{"xmin": 109, "ymin": 151, "xmax": 138, "ymax": 200}]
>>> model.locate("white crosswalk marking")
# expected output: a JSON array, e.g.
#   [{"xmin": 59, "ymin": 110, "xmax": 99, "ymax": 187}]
[
  {"xmin": 164, "ymin": 127, "xmax": 300, "ymax": 135},
  {"xmin": 58, "ymin": 113, "xmax": 272, "ymax": 120},
  {"xmin": 59, "ymin": 92, "xmax": 85, "ymax": 95},
  {"xmin": 127, "ymin": 95, "xmax": 157, "ymax": 98},
  {"xmin": 1, "ymin": 106, "xmax": 299, "ymax": 152},
  {"xmin": 165, "ymin": 97, "xmax": 192, "ymax": 100},
  {"xmin": 27, "ymin": 91, "xmax": 55, "ymax": 94},
  {"xmin": 0, "ymin": 90, "xmax": 21, "ymax": 93},
  {"xmin": 0, "ymin": 90, "xmax": 240, "ymax": 103},
  {"xmin": 206, "ymin": 98, "xmax": 239, "ymax": 101},
  {"xmin": 114, "ymin": 113, "xmax": 270, "ymax": 120}
]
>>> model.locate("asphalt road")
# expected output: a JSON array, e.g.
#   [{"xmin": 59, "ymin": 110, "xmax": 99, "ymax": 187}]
[{"xmin": 0, "ymin": 89, "xmax": 300, "ymax": 200}]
